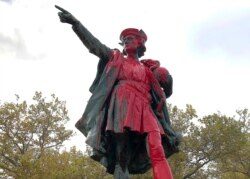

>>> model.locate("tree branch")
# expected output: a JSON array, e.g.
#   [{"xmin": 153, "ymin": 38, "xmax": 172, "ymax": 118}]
[
  {"xmin": 1, "ymin": 154, "xmax": 18, "ymax": 167},
  {"xmin": 0, "ymin": 163, "xmax": 14, "ymax": 173},
  {"xmin": 183, "ymin": 159, "xmax": 211, "ymax": 179}
]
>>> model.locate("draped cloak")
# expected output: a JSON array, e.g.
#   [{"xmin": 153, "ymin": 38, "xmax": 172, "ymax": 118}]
[{"xmin": 75, "ymin": 50, "xmax": 181, "ymax": 174}]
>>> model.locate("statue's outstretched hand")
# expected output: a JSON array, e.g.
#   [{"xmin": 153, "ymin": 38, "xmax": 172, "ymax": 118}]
[{"xmin": 55, "ymin": 5, "xmax": 79, "ymax": 25}]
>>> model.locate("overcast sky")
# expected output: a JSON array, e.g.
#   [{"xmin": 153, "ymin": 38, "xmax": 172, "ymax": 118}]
[{"xmin": 1, "ymin": 0, "xmax": 250, "ymax": 150}]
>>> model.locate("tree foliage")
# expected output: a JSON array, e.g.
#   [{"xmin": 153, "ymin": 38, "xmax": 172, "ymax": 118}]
[
  {"xmin": 168, "ymin": 105, "xmax": 250, "ymax": 179},
  {"xmin": 214, "ymin": 109, "xmax": 250, "ymax": 179},
  {"xmin": 0, "ymin": 92, "xmax": 73, "ymax": 178}
]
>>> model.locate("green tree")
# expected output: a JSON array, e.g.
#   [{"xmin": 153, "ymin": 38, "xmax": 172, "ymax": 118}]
[
  {"xmin": 168, "ymin": 105, "xmax": 250, "ymax": 179},
  {"xmin": 32, "ymin": 146, "xmax": 113, "ymax": 179},
  {"xmin": 168, "ymin": 104, "xmax": 198, "ymax": 179},
  {"xmin": 215, "ymin": 109, "xmax": 250, "ymax": 179},
  {"xmin": 0, "ymin": 92, "xmax": 73, "ymax": 178}
]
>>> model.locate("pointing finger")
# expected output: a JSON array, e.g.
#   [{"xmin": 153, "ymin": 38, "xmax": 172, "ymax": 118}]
[{"xmin": 55, "ymin": 5, "xmax": 69, "ymax": 13}]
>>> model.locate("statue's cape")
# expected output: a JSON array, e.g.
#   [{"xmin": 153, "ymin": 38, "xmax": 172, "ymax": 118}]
[{"xmin": 75, "ymin": 50, "xmax": 181, "ymax": 174}]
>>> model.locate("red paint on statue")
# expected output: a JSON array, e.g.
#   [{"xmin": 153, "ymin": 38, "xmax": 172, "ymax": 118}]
[
  {"xmin": 148, "ymin": 131, "xmax": 174, "ymax": 179},
  {"xmin": 105, "ymin": 55, "xmax": 164, "ymax": 134}
]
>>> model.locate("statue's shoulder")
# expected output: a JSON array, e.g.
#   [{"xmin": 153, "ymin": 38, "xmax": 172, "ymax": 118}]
[
  {"xmin": 109, "ymin": 49, "xmax": 122, "ymax": 58},
  {"xmin": 140, "ymin": 59, "xmax": 160, "ymax": 71}
]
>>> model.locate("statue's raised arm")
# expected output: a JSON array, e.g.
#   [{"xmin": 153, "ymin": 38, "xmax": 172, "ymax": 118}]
[{"xmin": 55, "ymin": 5, "xmax": 112, "ymax": 60}]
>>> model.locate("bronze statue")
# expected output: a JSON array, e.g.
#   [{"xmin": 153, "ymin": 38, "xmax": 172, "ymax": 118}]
[{"xmin": 55, "ymin": 5, "xmax": 180, "ymax": 179}]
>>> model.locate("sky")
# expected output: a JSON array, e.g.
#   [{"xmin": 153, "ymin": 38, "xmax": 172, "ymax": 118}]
[{"xmin": 0, "ymin": 0, "xmax": 250, "ymax": 150}]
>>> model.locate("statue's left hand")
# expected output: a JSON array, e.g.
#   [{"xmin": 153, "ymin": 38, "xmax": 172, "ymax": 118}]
[{"xmin": 55, "ymin": 5, "xmax": 79, "ymax": 25}]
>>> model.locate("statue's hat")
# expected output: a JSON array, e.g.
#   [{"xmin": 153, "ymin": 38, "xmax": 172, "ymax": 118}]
[{"xmin": 120, "ymin": 28, "xmax": 147, "ymax": 42}]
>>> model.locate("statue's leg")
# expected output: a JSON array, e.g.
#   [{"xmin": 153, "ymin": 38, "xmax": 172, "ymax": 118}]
[
  {"xmin": 114, "ymin": 133, "xmax": 130, "ymax": 179},
  {"xmin": 147, "ymin": 131, "xmax": 173, "ymax": 179}
]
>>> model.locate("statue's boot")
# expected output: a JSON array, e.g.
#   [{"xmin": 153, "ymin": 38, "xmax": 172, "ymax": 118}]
[
  {"xmin": 152, "ymin": 160, "xmax": 173, "ymax": 179},
  {"xmin": 114, "ymin": 164, "xmax": 129, "ymax": 179},
  {"xmin": 148, "ymin": 131, "xmax": 173, "ymax": 179},
  {"xmin": 114, "ymin": 133, "xmax": 130, "ymax": 179}
]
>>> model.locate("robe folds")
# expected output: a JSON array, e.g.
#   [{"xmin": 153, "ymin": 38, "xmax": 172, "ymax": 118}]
[{"xmin": 75, "ymin": 50, "xmax": 181, "ymax": 174}]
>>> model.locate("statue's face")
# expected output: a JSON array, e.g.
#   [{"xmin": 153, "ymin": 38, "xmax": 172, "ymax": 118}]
[{"xmin": 123, "ymin": 35, "xmax": 140, "ymax": 53}]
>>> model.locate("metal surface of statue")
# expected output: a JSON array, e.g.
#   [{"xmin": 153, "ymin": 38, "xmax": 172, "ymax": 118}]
[{"xmin": 55, "ymin": 5, "xmax": 181, "ymax": 179}]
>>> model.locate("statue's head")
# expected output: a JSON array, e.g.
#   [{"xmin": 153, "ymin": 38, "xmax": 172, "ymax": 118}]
[{"xmin": 119, "ymin": 28, "xmax": 147, "ymax": 58}]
